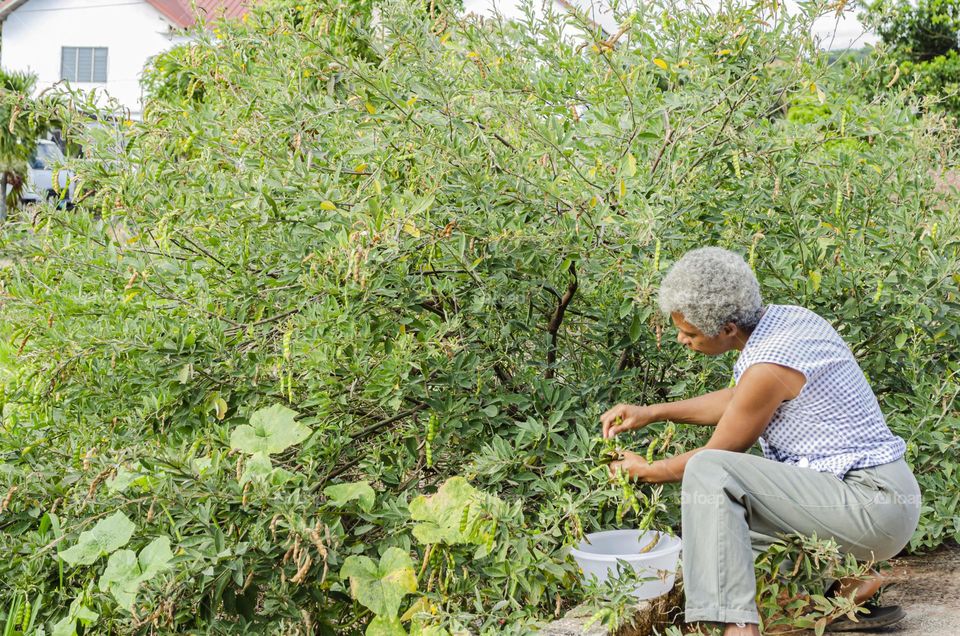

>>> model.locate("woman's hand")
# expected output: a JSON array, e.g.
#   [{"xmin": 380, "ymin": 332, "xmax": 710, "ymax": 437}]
[
  {"xmin": 608, "ymin": 450, "xmax": 653, "ymax": 482},
  {"xmin": 601, "ymin": 403, "xmax": 656, "ymax": 439}
]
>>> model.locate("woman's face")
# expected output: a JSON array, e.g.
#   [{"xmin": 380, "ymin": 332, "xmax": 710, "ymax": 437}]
[{"xmin": 671, "ymin": 312, "xmax": 741, "ymax": 355}]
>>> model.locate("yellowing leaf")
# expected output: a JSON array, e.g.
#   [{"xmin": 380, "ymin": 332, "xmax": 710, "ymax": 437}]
[
  {"xmin": 652, "ymin": 58, "xmax": 668, "ymax": 70},
  {"xmin": 403, "ymin": 221, "xmax": 421, "ymax": 238},
  {"xmin": 626, "ymin": 153, "xmax": 637, "ymax": 177},
  {"xmin": 718, "ymin": 49, "xmax": 732, "ymax": 55},
  {"xmin": 320, "ymin": 200, "xmax": 336, "ymax": 211},
  {"xmin": 409, "ymin": 477, "xmax": 502, "ymax": 545},
  {"xmin": 365, "ymin": 102, "xmax": 377, "ymax": 115},
  {"xmin": 619, "ymin": 179, "xmax": 626, "ymax": 198},
  {"xmin": 213, "ymin": 397, "xmax": 228, "ymax": 421},
  {"xmin": 401, "ymin": 597, "xmax": 434, "ymax": 622}
]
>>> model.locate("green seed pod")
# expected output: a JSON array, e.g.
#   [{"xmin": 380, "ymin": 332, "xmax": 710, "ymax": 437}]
[
  {"xmin": 833, "ymin": 186, "xmax": 843, "ymax": 218},
  {"xmin": 731, "ymin": 151, "xmax": 742, "ymax": 180},
  {"xmin": 21, "ymin": 598, "xmax": 31, "ymax": 632},
  {"xmin": 645, "ymin": 438, "xmax": 657, "ymax": 464},
  {"xmin": 459, "ymin": 504, "xmax": 470, "ymax": 535},
  {"xmin": 652, "ymin": 239, "xmax": 661, "ymax": 272},
  {"xmin": 638, "ymin": 506, "xmax": 656, "ymax": 531}
]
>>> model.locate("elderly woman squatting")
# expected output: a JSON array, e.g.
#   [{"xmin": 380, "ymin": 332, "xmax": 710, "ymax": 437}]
[{"xmin": 600, "ymin": 247, "xmax": 920, "ymax": 636}]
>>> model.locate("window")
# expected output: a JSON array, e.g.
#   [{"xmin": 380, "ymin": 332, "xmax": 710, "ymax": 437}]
[{"xmin": 61, "ymin": 47, "xmax": 108, "ymax": 83}]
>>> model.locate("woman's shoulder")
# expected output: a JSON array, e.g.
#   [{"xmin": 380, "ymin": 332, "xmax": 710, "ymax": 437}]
[
  {"xmin": 739, "ymin": 305, "xmax": 844, "ymax": 368},
  {"xmin": 762, "ymin": 304, "xmax": 836, "ymax": 335}
]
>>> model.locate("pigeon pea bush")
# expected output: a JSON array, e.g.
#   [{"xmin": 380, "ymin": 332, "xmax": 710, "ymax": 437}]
[{"xmin": 1, "ymin": 0, "xmax": 958, "ymax": 633}]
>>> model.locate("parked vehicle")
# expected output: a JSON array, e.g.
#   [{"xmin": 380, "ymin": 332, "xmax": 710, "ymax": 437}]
[{"xmin": 20, "ymin": 140, "xmax": 74, "ymax": 205}]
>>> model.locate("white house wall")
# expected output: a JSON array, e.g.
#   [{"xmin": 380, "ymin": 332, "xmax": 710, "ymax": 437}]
[{"xmin": 1, "ymin": 0, "xmax": 191, "ymax": 118}]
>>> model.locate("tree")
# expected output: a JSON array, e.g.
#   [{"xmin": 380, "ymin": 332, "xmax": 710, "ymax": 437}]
[
  {"xmin": 0, "ymin": 69, "xmax": 40, "ymax": 220},
  {"xmin": 862, "ymin": 0, "xmax": 960, "ymax": 61},
  {"xmin": 859, "ymin": 0, "xmax": 960, "ymax": 115}
]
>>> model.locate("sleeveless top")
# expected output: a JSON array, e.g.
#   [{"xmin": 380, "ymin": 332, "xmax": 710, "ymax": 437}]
[{"xmin": 732, "ymin": 304, "xmax": 906, "ymax": 479}]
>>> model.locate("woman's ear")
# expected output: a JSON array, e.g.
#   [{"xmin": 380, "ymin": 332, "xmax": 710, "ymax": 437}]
[{"xmin": 722, "ymin": 322, "xmax": 739, "ymax": 338}]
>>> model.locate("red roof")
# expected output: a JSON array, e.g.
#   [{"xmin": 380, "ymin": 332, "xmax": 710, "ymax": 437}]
[
  {"xmin": 147, "ymin": 0, "xmax": 251, "ymax": 27},
  {"xmin": 0, "ymin": 0, "xmax": 251, "ymax": 27}
]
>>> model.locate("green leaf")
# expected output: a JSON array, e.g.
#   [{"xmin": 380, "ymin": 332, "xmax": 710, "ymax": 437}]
[
  {"xmin": 106, "ymin": 465, "xmax": 142, "ymax": 494},
  {"xmin": 230, "ymin": 404, "xmax": 311, "ymax": 455},
  {"xmin": 98, "ymin": 537, "xmax": 173, "ymax": 609},
  {"xmin": 138, "ymin": 536, "xmax": 174, "ymax": 578},
  {"xmin": 629, "ymin": 312, "xmax": 643, "ymax": 342},
  {"xmin": 341, "ymin": 547, "xmax": 417, "ymax": 617},
  {"xmin": 324, "ymin": 481, "xmax": 376, "ymax": 512},
  {"xmin": 59, "ymin": 511, "xmax": 135, "ymax": 565},
  {"xmin": 895, "ymin": 332, "xmax": 908, "ymax": 348},
  {"xmin": 239, "ymin": 451, "xmax": 274, "ymax": 485},
  {"xmin": 366, "ymin": 615, "xmax": 407, "ymax": 636},
  {"xmin": 99, "ymin": 549, "xmax": 140, "ymax": 608},
  {"xmin": 51, "ymin": 596, "xmax": 99, "ymax": 636}
]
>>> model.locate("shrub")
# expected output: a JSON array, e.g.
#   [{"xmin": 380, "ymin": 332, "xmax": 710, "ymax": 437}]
[{"xmin": 1, "ymin": 0, "xmax": 958, "ymax": 633}]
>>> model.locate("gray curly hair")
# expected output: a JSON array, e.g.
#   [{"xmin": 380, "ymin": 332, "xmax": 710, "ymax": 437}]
[{"xmin": 657, "ymin": 247, "xmax": 764, "ymax": 336}]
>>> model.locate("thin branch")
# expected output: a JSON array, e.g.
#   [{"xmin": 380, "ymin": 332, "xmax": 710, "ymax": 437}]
[{"xmin": 545, "ymin": 262, "xmax": 577, "ymax": 380}]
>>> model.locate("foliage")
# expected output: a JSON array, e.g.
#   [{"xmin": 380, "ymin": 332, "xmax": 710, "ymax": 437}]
[
  {"xmin": 898, "ymin": 50, "xmax": 960, "ymax": 113},
  {"xmin": 861, "ymin": 0, "xmax": 960, "ymax": 62},
  {"xmin": 754, "ymin": 534, "xmax": 872, "ymax": 636},
  {"xmin": 0, "ymin": 70, "xmax": 39, "ymax": 213},
  {"xmin": 1, "ymin": 0, "xmax": 959, "ymax": 633},
  {"xmin": 858, "ymin": 0, "xmax": 960, "ymax": 116}
]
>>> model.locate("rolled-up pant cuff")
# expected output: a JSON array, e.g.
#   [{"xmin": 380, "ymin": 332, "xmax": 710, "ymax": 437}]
[{"xmin": 685, "ymin": 607, "xmax": 760, "ymax": 624}]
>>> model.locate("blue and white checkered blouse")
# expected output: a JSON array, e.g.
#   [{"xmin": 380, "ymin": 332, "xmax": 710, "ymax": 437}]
[{"xmin": 732, "ymin": 304, "xmax": 906, "ymax": 479}]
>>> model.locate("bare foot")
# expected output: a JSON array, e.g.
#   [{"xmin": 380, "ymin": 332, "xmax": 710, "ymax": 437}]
[{"xmin": 833, "ymin": 568, "xmax": 884, "ymax": 604}]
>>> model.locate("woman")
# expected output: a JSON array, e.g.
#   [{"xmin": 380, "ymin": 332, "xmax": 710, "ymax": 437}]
[{"xmin": 600, "ymin": 247, "xmax": 920, "ymax": 636}]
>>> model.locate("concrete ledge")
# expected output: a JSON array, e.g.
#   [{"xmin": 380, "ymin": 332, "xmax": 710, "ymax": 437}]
[{"xmin": 541, "ymin": 579, "xmax": 683, "ymax": 636}]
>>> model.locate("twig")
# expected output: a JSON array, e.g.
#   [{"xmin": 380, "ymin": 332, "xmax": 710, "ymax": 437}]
[{"xmin": 545, "ymin": 262, "xmax": 577, "ymax": 380}]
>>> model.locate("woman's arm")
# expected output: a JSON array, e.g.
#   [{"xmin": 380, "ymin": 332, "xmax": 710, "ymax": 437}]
[
  {"xmin": 649, "ymin": 387, "xmax": 736, "ymax": 426},
  {"xmin": 601, "ymin": 387, "xmax": 735, "ymax": 438},
  {"xmin": 610, "ymin": 363, "xmax": 806, "ymax": 482}
]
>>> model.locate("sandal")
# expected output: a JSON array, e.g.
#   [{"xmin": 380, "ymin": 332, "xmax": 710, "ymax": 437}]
[{"xmin": 825, "ymin": 602, "xmax": 906, "ymax": 632}]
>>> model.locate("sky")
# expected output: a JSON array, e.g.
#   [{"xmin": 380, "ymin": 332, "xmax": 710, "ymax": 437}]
[{"xmin": 461, "ymin": 0, "xmax": 879, "ymax": 51}]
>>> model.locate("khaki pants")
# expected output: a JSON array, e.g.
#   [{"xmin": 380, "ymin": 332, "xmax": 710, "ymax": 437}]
[{"xmin": 681, "ymin": 450, "xmax": 921, "ymax": 625}]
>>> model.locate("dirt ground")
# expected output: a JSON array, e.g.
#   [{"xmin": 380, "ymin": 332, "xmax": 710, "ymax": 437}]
[{"xmin": 848, "ymin": 542, "xmax": 960, "ymax": 635}]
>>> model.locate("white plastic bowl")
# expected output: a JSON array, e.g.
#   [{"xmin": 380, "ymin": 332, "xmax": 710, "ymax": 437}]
[{"xmin": 570, "ymin": 529, "xmax": 682, "ymax": 600}]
